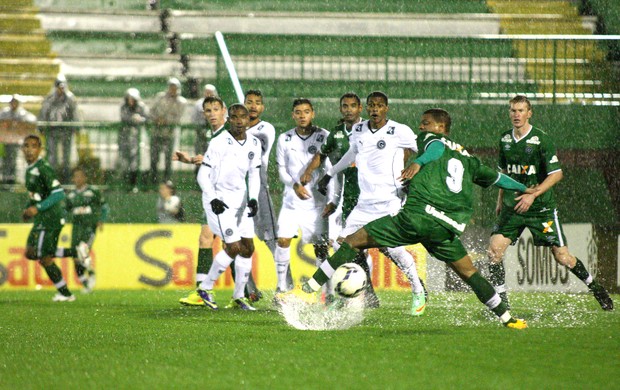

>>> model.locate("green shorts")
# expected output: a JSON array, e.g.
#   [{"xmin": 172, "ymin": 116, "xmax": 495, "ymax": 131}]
[
  {"xmin": 27, "ymin": 226, "xmax": 62, "ymax": 259},
  {"xmin": 365, "ymin": 210, "xmax": 467, "ymax": 263},
  {"xmin": 71, "ymin": 224, "xmax": 97, "ymax": 248},
  {"xmin": 492, "ymin": 207, "xmax": 568, "ymax": 247}
]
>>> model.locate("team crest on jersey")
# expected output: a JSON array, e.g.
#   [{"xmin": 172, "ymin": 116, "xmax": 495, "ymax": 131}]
[
  {"xmin": 225, "ymin": 228, "xmax": 234, "ymax": 236},
  {"xmin": 308, "ymin": 145, "xmax": 318, "ymax": 154},
  {"xmin": 30, "ymin": 167, "xmax": 40, "ymax": 176},
  {"xmin": 526, "ymin": 136, "xmax": 541, "ymax": 145},
  {"xmin": 248, "ymin": 151, "xmax": 255, "ymax": 159},
  {"xmin": 387, "ymin": 126, "xmax": 395, "ymax": 135},
  {"xmin": 549, "ymin": 155, "xmax": 559, "ymax": 164},
  {"xmin": 377, "ymin": 140, "xmax": 386, "ymax": 149},
  {"xmin": 206, "ymin": 129, "xmax": 212, "ymax": 138},
  {"xmin": 501, "ymin": 134, "xmax": 512, "ymax": 143}
]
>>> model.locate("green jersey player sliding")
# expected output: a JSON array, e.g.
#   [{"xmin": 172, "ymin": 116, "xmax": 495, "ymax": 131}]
[{"xmin": 299, "ymin": 109, "xmax": 532, "ymax": 329}]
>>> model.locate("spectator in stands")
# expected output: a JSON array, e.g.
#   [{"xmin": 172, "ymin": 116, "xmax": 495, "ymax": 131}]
[
  {"xmin": 0, "ymin": 94, "xmax": 36, "ymax": 183},
  {"xmin": 157, "ymin": 180, "xmax": 184, "ymax": 223},
  {"xmin": 191, "ymin": 84, "xmax": 219, "ymax": 156},
  {"xmin": 38, "ymin": 75, "xmax": 79, "ymax": 182},
  {"xmin": 119, "ymin": 87, "xmax": 149, "ymax": 192},
  {"xmin": 149, "ymin": 77, "xmax": 186, "ymax": 184}
]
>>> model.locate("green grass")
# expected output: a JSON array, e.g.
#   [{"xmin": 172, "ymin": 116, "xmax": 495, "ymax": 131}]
[{"xmin": 0, "ymin": 290, "xmax": 617, "ymax": 389}]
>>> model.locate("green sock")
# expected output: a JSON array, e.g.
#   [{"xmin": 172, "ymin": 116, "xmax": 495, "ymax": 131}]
[
  {"xmin": 570, "ymin": 258, "xmax": 593, "ymax": 285},
  {"xmin": 44, "ymin": 263, "xmax": 72, "ymax": 296},
  {"xmin": 466, "ymin": 272, "xmax": 507, "ymax": 318},
  {"xmin": 311, "ymin": 242, "xmax": 358, "ymax": 286},
  {"xmin": 196, "ymin": 248, "xmax": 213, "ymax": 287},
  {"xmin": 488, "ymin": 262, "xmax": 506, "ymax": 287}
]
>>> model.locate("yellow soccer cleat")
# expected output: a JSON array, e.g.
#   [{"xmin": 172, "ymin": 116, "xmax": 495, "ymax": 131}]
[
  {"xmin": 504, "ymin": 317, "xmax": 528, "ymax": 329},
  {"xmin": 411, "ymin": 292, "xmax": 426, "ymax": 317},
  {"xmin": 179, "ymin": 290, "xmax": 205, "ymax": 306}
]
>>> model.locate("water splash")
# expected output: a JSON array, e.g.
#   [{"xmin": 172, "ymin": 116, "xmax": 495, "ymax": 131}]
[{"xmin": 277, "ymin": 295, "xmax": 365, "ymax": 331}]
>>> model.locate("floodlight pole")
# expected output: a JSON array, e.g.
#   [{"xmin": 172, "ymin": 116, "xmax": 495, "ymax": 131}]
[{"xmin": 215, "ymin": 31, "xmax": 245, "ymax": 104}]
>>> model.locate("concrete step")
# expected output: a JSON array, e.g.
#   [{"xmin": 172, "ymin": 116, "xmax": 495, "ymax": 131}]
[
  {"xmin": 0, "ymin": 14, "xmax": 41, "ymax": 33},
  {"xmin": 0, "ymin": 34, "xmax": 52, "ymax": 56},
  {"xmin": 0, "ymin": 58, "xmax": 60, "ymax": 75}
]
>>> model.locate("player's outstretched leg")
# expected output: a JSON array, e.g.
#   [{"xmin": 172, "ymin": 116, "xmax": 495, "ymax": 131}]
[
  {"xmin": 383, "ymin": 247, "xmax": 426, "ymax": 316},
  {"xmin": 568, "ymin": 257, "xmax": 613, "ymax": 311}
]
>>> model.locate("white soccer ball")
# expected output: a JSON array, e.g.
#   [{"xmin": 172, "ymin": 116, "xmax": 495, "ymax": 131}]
[{"xmin": 332, "ymin": 263, "xmax": 368, "ymax": 298}]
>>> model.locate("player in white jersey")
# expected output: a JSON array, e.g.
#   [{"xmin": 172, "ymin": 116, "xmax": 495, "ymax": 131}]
[
  {"xmin": 274, "ymin": 98, "xmax": 334, "ymax": 295},
  {"xmin": 318, "ymin": 91, "xmax": 427, "ymax": 316},
  {"xmin": 245, "ymin": 90, "xmax": 294, "ymax": 293},
  {"xmin": 196, "ymin": 104, "xmax": 262, "ymax": 310}
]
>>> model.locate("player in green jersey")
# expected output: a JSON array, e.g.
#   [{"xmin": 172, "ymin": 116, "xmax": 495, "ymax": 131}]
[
  {"xmin": 55, "ymin": 166, "xmax": 109, "ymax": 293},
  {"xmin": 296, "ymin": 109, "xmax": 530, "ymax": 328},
  {"xmin": 21, "ymin": 135, "xmax": 76, "ymax": 302},
  {"xmin": 487, "ymin": 95, "xmax": 613, "ymax": 311}
]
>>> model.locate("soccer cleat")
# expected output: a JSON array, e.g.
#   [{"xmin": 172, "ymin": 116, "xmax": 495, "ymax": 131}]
[
  {"xmin": 363, "ymin": 290, "xmax": 380, "ymax": 309},
  {"xmin": 499, "ymin": 291, "xmax": 511, "ymax": 310},
  {"xmin": 179, "ymin": 290, "xmax": 205, "ymax": 306},
  {"xmin": 225, "ymin": 297, "xmax": 257, "ymax": 311},
  {"xmin": 504, "ymin": 317, "xmax": 528, "ymax": 329},
  {"xmin": 52, "ymin": 293, "xmax": 76, "ymax": 302},
  {"xmin": 76, "ymin": 241, "xmax": 92, "ymax": 269},
  {"xmin": 411, "ymin": 292, "xmax": 426, "ymax": 317},
  {"xmin": 275, "ymin": 286, "xmax": 318, "ymax": 305},
  {"xmin": 324, "ymin": 294, "xmax": 336, "ymax": 306},
  {"xmin": 247, "ymin": 290, "xmax": 263, "ymax": 303},
  {"xmin": 419, "ymin": 277, "xmax": 429, "ymax": 302},
  {"xmin": 197, "ymin": 288, "xmax": 218, "ymax": 310},
  {"xmin": 590, "ymin": 283, "xmax": 614, "ymax": 311}
]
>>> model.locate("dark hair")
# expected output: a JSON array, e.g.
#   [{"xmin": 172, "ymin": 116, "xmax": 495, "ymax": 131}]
[
  {"xmin": 423, "ymin": 108, "xmax": 452, "ymax": 133},
  {"xmin": 509, "ymin": 95, "xmax": 532, "ymax": 111},
  {"xmin": 72, "ymin": 166, "xmax": 87, "ymax": 176},
  {"xmin": 245, "ymin": 89, "xmax": 263, "ymax": 99},
  {"xmin": 23, "ymin": 134, "xmax": 42, "ymax": 147},
  {"xmin": 228, "ymin": 103, "xmax": 249, "ymax": 114},
  {"xmin": 366, "ymin": 91, "xmax": 388, "ymax": 105},
  {"xmin": 340, "ymin": 92, "xmax": 361, "ymax": 106},
  {"xmin": 203, "ymin": 96, "xmax": 225, "ymax": 109},
  {"xmin": 292, "ymin": 98, "xmax": 313, "ymax": 111}
]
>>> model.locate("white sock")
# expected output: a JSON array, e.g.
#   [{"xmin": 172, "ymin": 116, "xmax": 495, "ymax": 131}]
[
  {"xmin": 332, "ymin": 240, "xmax": 341, "ymax": 252},
  {"xmin": 199, "ymin": 250, "xmax": 234, "ymax": 290},
  {"xmin": 366, "ymin": 251, "xmax": 373, "ymax": 275},
  {"xmin": 233, "ymin": 255, "xmax": 252, "ymax": 299},
  {"xmin": 55, "ymin": 248, "xmax": 66, "ymax": 258},
  {"xmin": 275, "ymin": 245, "xmax": 291, "ymax": 292},
  {"xmin": 387, "ymin": 246, "xmax": 423, "ymax": 293}
]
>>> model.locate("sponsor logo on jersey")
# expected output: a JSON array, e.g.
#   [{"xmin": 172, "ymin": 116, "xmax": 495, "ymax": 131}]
[
  {"xmin": 308, "ymin": 145, "xmax": 318, "ymax": 154},
  {"xmin": 506, "ymin": 164, "xmax": 537, "ymax": 175},
  {"xmin": 526, "ymin": 136, "xmax": 541, "ymax": 145},
  {"xmin": 542, "ymin": 221, "xmax": 554, "ymax": 233},
  {"xmin": 355, "ymin": 123, "xmax": 363, "ymax": 132},
  {"xmin": 387, "ymin": 126, "xmax": 395, "ymax": 135},
  {"xmin": 440, "ymin": 137, "xmax": 471, "ymax": 156},
  {"xmin": 425, "ymin": 205, "xmax": 466, "ymax": 232},
  {"xmin": 285, "ymin": 133, "xmax": 292, "ymax": 141},
  {"xmin": 501, "ymin": 134, "xmax": 512, "ymax": 143},
  {"xmin": 549, "ymin": 155, "xmax": 559, "ymax": 164},
  {"xmin": 248, "ymin": 151, "xmax": 255, "ymax": 159},
  {"xmin": 377, "ymin": 140, "xmax": 386, "ymax": 149},
  {"xmin": 225, "ymin": 228, "xmax": 234, "ymax": 236},
  {"xmin": 73, "ymin": 206, "xmax": 93, "ymax": 215},
  {"xmin": 317, "ymin": 134, "xmax": 324, "ymax": 142}
]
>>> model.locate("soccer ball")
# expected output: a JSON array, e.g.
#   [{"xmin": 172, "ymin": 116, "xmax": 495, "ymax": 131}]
[{"xmin": 331, "ymin": 263, "xmax": 368, "ymax": 298}]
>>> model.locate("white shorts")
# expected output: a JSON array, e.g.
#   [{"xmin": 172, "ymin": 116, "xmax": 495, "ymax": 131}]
[
  {"xmin": 205, "ymin": 205, "xmax": 255, "ymax": 244},
  {"xmin": 339, "ymin": 198, "xmax": 403, "ymax": 238},
  {"xmin": 277, "ymin": 206, "xmax": 327, "ymax": 244},
  {"xmin": 253, "ymin": 184, "xmax": 278, "ymax": 242}
]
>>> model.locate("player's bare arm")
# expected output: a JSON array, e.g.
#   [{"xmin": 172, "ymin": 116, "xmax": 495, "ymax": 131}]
[
  {"xmin": 321, "ymin": 202, "xmax": 337, "ymax": 218},
  {"xmin": 300, "ymin": 153, "xmax": 325, "ymax": 185},
  {"xmin": 514, "ymin": 171, "xmax": 563, "ymax": 214},
  {"xmin": 293, "ymin": 182, "xmax": 312, "ymax": 200},
  {"xmin": 173, "ymin": 150, "xmax": 202, "ymax": 166},
  {"xmin": 399, "ymin": 161, "xmax": 421, "ymax": 181}
]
